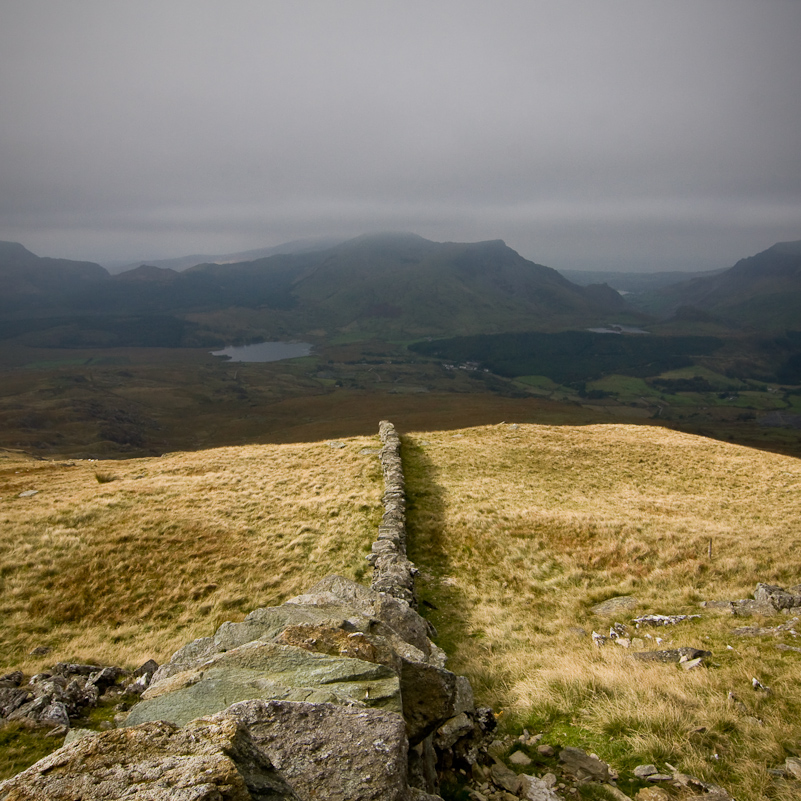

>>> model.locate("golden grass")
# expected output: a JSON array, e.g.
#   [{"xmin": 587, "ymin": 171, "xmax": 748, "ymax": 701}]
[
  {"xmin": 0, "ymin": 437, "xmax": 382, "ymax": 673},
  {"xmin": 404, "ymin": 424, "xmax": 801, "ymax": 800},
  {"xmin": 3, "ymin": 421, "xmax": 801, "ymax": 798}
]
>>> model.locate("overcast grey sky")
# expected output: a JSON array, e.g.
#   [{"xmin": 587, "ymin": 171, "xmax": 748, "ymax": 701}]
[{"xmin": 1, "ymin": 1, "xmax": 799, "ymax": 271}]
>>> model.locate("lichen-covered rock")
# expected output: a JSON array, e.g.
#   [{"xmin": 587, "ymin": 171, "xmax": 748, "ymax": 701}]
[
  {"xmin": 0, "ymin": 717, "xmax": 299, "ymax": 800},
  {"xmin": 126, "ymin": 640, "xmax": 401, "ymax": 727},
  {"xmin": 754, "ymin": 583, "xmax": 801, "ymax": 611},
  {"xmin": 221, "ymin": 699, "xmax": 412, "ymax": 801}
]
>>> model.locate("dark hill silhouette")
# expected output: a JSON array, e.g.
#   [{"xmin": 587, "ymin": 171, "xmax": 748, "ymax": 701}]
[
  {"xmin": 635, "ymin": 240, "xmax": 801, "ymax": 330},
  {"xmin": 0, "ymin": 234, "xmax": 635, "ymax": 340}
]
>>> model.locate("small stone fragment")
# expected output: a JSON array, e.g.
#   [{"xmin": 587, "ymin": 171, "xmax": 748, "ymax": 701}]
[
  {"xmin": 18, "ymin": 490, "xmax": 39, "ymax": 497},
  {"xmin": 518, "ymin": 773, "xmax": 561, "ymax": 801},
  {"xmin": 635, "ymin": 789, "xmax": 670, "ymax": 801},
  {"xmin": 633, "ymin": 764, "xmax": 658, "ymax": 778},
  {"xmin": 537, "ymin": 743, "xmax": 555, "ymax": 757},
  {"xmin": 508, "ymin": 749, "xmax": 532, "ymax": 766},
  {"xmin": 786, "ymin": 756, "xmax": 801, "ymax": 779}
]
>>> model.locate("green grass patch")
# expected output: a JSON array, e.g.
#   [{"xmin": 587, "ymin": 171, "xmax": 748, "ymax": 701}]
[
  {"xmin": 587, "ymin": 375, "xmax": 660, "ymax": 399},
  {"xmin": 0, "ymin": 722, "xmax": 61, "ymax": 781},
  {"xmin": 657, "ymin": 365, "xmax": 743, "ymax": 389},
  {"xmin": 516, "ymin": 375, "xmax": 560, "ymax": 390}
]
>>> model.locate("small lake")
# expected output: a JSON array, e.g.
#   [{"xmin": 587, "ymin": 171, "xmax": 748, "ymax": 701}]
[
  {"xmin": 210, "ymin": 341, "xmax": 313, "ymax": 362},
  {"xmin": 586, "ymin": 325, "xmax": 650, "ymax": 335}
]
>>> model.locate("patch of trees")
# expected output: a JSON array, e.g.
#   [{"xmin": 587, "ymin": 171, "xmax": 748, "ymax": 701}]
[{"xmin": 409, "ymin": 331, "xmax": 724, "ymax": 384}]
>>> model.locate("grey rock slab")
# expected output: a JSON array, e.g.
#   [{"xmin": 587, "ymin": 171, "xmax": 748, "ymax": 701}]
[
  {"xmin": 0, "ymin": 716, "xmax": 299, "ymax": 800},
  {"xmin": 591, "ymin": 596, "xmax": 639, "ymax": 617},
  {"xmin": 559, "ymin": 746, "xmax": 611, "ymax": 781},
  {"xmin": 127, "ymin": 641, "xmax": 401, "ymax": 727},
  {"xmin": 400, "ymin": 659, "xmax": 458, "ymax": 744},
  {"xmin": 754, "ymin": 583, "xmax": 801, "ymax": 611},
  {"xmin": 633, "ymin": 764, "xmax": 658, "ymax": 778},
  {"xmin": 631, "ymin": 647, "xmax": 711, "ymax": 664},
  {"xmin": 489, "ymin": 760, "xmax": 522, "ymax": 794},
  {"xmin": 222, "ymin": 699, "xmax": 411, "ymax": 801}
]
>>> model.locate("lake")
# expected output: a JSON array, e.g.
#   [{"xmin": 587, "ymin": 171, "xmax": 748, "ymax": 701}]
[{"xmin": 210, "ymin": 341, "xmax": 313, "ymax": 362}]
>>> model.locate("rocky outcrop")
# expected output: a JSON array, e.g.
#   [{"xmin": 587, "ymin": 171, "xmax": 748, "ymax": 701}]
[
  {"xmin": 0, "ymin": 716, "xmax": 300, "ymax": 800},
  {"xmin": 0, "ymin": 661, "xmax": 156, "ymax": 735},
  {"xmin": 0, "ymin": 422, "xmax": 492, "ymax": 801},
  {"xmin": 701, "ymin": 582, "xmax": 801, "ymax": 616}
]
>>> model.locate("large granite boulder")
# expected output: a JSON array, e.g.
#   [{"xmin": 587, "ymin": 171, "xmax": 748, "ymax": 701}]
[
  {"xmin": 0, "ymin": 716, "xmax": 299, "ymax": 800},
  {"xmin": 221, "ymin": 699, "xmax": 413, "ymax": 801}
]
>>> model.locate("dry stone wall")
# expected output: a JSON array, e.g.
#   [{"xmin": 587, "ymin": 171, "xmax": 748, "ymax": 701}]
[
  {"xmin": 369, "ymin": 420, "xmax": 418, "ymax": 606},
  {"xmin": 0, "ymin": 423, "xmax": 494, "ymax": 801}
]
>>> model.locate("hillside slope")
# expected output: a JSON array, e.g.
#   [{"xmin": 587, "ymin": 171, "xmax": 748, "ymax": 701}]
[
  {"xmin": 281, "ymin": 233, "xmax": 631, "ymax": 335},
  {"xmin": 634, "ymin": 240, "xmax": 801, "ymax": 330},
  {"xmin": 2, "ymin": 424, "xmax": 800, "ymax": 798}
]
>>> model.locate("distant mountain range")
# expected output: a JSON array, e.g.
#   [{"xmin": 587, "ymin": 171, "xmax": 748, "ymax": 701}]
[
  {"xmin": 1, "ymin": 234, "xmax": 799, "ymax": 347},
  {"xmin": 0, "ymin": 233, "xmax": 633, "ymax": 344}
]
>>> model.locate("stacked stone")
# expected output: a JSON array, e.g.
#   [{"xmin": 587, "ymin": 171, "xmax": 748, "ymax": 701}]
[{"xmin": 369, "ymin": 420, "xmax": 418, "ymax": 607}]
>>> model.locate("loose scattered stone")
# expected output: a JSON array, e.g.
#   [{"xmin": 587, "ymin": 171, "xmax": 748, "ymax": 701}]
[
  {"xmin": 558, "ymin": 746, "xmax": 611, "ymax": 781},
  {"xmin": 18, "ymin": 490, "xmax": 39, "ymax": 497},
  {"xmin": 591, "ymin": 596, "xmax": 639, "ymax": 617},
  {"xmin": 518, "ymin": 774, "xmax": 561, "ymax": 801},
  {"xmin": 635, "ymin": 789, "xmax": 670, "ymax": 801},
  {"xmin": 632, "ymin": 647, "xmax": 711, "ymax": 664},
  {"xmin": 632, "ymin": 614, "xmax": 701, "ymax": 627},
  {"xmin": 786, "ymin": 756, "xmax": 801, "ymax": 779},
  {"xmin": 489, "ymin": 760, "xmax": 522, "ymax": 794},
  {"xmin": 537, "ymin": 743, "xmax": 555, "ymax": 757},
  {"xmin": 328, "ymin": 440, "xmax": 347, "ymax": 449},
  {"xmin": 733, "ymin": 616, "xmax": 799, "ymax": 638},
  {"xmin": 508, "ymin": 749, "xmax": 532, "ymax": 766},
  {"xmin": 754, "ymin": 583, "xmax": 801, "ymax": 611},
  {"xmin": 633, "ymin": 764, "xmax": 658, "ymax": 778}
]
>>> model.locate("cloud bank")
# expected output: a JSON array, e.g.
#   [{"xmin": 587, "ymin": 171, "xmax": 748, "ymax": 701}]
[{"xmin": 1, "ymin": 0, "xmax": 799, "ymax": 271}]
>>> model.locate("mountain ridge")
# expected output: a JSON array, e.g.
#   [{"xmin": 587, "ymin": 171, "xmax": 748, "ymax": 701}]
[{"xmin": 0, "ymin": 234, "xmax": 636, "ymax": 340}]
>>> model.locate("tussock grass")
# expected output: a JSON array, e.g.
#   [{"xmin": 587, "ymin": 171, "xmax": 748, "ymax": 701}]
[
  {"xmin": 0, "ymin": 438, "xmax": 382, "ymax": 673},
  {"xmin": 405, "ymin": 424, "xmax": 801, "ymax": 800}
]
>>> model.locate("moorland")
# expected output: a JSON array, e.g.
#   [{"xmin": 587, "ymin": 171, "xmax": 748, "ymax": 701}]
[
  {"xmin": 1, "ymin": 233, "xmax": 801, "ymax": 797},
  {"xmin": 1, "ymin": 424, "xmax": 800, "ymax": 799}
]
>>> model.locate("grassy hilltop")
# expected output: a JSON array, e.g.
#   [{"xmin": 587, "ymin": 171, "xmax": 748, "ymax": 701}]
[{"xmin": 2, "ymin": 424, "xmax": 801, "ymax": 798}]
